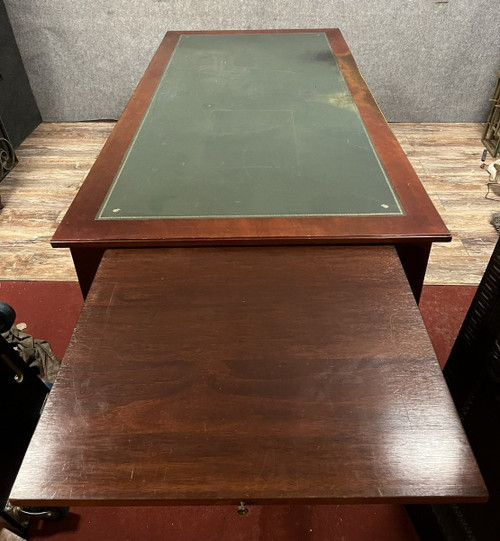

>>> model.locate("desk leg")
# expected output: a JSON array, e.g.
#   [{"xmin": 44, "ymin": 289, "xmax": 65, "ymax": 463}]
[
  {"xmin": 71, "ymin": 248, "xmax": 104, "ymax": 300},
  {"xmin": 396, "ymin": 242, "xmax": 431, "ymax": 304}
]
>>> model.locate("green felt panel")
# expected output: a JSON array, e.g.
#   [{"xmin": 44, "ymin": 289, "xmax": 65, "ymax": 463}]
[{"xmin": 97, "ymin": 33, "xmax": 403, "ymax": 220}]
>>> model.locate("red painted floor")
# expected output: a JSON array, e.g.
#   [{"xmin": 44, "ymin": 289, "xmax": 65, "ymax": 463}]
[
  {"xmin": 28, "ymin": 505, "xmax": 419, "ymax": 541},
  {"xmin": 419, "ymin": 285, "xmax": 476, "ymax": 369},
  {"xmin": 1, "ymin": 282, "xmax": 475, "ymax": 540}
]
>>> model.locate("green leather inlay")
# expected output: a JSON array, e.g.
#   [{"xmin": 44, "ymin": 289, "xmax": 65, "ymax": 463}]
[{"xmin": 97, "ymin": 33, "xmax": 403, "ymax": 220}]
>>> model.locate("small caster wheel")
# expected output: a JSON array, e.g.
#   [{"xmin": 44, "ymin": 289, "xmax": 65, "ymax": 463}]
[
  {"xmin": 17, "ymin": 506, "xmax": 70, "ymax": 521},
  {"xmin": 0, "ymin": 301, "xmax": 16, "ymax": 333},
  {"xmin": 237, "ymin": 501, "xmax": 249, "ymax": 515}
]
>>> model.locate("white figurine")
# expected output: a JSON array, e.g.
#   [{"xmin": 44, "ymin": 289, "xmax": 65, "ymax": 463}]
[
  {"xmin": 482, "ymin": 157, "xmax": 500, "ymax": 199},
  {"xmin": 482, "ymin": 159, "xmax": 500, "ymax": 182}
]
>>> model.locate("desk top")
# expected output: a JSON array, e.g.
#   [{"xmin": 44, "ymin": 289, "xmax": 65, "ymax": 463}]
[
  {"xmin": 97, "ymin": 32, "xmax": 402, "ymax": 220},
  {"xmin": 52, "ymin": 29, "xmax": 450, "ymax": 248},
  {"xmin": 10, "ymin": 247, "xmax": 486, "ymax": 506}
]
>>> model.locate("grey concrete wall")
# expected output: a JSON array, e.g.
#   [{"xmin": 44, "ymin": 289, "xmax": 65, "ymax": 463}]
[{"xmin": 4, "ymin": 0, "xmax": 500, "ymax": 122}]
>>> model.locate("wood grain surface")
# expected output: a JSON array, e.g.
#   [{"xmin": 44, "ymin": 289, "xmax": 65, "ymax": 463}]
[
  {"xmin": 393, "ymin": 123, "xmax": 499, "ymax": 286},
  {"xmin": 0, "ymin": 122, "xmax": 113, "ymax": 282},
  {"xmin": 10, "ymin": 246, "xmax": 486, "ymax": 506},
  {"xmin": 51, "ymin": 29, "xmax": 450, "ymax": 249}
]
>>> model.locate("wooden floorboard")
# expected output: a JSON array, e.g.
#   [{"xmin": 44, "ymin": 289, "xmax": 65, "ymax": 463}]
[
  {"xmin": 0, "ymin": 122, "xmax": 114, "ymax": 282},
  {"xmin": 0, "ymin": 122, "xmax": 497, "ymax": 285},
  {"xmin": 393, "ymin": 123, "xmax": 498, "ymax": 286}
]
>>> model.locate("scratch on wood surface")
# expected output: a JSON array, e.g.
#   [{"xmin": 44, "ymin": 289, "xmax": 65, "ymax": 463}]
[
  {"xmin": 389, "ymin": 311, "xmax": 398, "ymax": 343},
  {"xmin": 71, "ymin": 364, "xmax": 90, "ymax": 426},
  {"xmin": 257, "ymin": 450, "xmax": 276, "ymax": 479},
  {"xmin": 106, "ymin": 284, "xmax": 118, "ymax": 312},
  {"xmin": 104, "ymin": 283, "xmax": 118, "ymax": 326}
]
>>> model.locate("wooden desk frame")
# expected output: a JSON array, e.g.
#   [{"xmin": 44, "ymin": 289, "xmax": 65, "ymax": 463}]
[{"xmin": 51, "ymin": 29, "xmax": 450, "ymax": 298}]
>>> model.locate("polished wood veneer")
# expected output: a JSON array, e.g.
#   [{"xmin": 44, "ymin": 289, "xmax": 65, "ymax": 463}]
[
  {"xmin": 10, "ymin": 247, "xmax": 486, "ymax": 506},
  {"xmin": 52, "ymin": 29, "xmax": 449, "ymax": 247}
]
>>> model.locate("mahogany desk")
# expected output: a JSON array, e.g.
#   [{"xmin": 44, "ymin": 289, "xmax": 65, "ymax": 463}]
[
  {"xmin": 10, "ymin": 247, "xmax": 486, "ymax": 508},
  {"xmin": 51, "ymin": 29, "xmax": 450, "ymax": 300}
]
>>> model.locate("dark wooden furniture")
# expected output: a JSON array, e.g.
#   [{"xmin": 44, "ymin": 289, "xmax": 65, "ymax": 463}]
[
  {"xmin": 10, "ymin": 247, "xmax": 486, "ymax": 508},
  {"xmin": 408, "ymin": 236, "xmax": 500, "ymax": 540},
  {"xmin": 1, "ymin": 320, "xmax": 48, "ymax": 537},
  {"xmin": 482, "ymin": 71, "xmax": 500, "ymax": 157},
  {"xmin": 0, "ymin": 115, "xmax": 18, "ymax": 209},
  {"xmin": 51, "ymin": 29, "xmax": 450, "ymax": 299},
  {"xmin": 0, "ymin": 0, "xmax": 41, "ymax": 148}
]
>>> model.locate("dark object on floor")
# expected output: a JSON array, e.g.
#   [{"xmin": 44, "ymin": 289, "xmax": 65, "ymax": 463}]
[
  {"xmin": 0, "ymin": 1, "xmax": 41, "ymax": 148},
  {"xmin": 482, "ymin": 71, "xmax": 500, "ymax": 157},
  {"xmin": 1, "ymin": 301, "xmax": 68, "ymax": 539},
  {"xmin": 0, "ymin": 301, "xmax": 16, "ymax": 332},
  {"xmin": 0, "ymin": 314, "xmax": 48, "ymax": 538},
  {"xmin": 489, "ymin": 211, "xmax": 500, "ymax": 233},
  {"xmin": 0, "ymin": 116, "xmax": 17, "ymax": 181},
  {"xmin": 408, "ymin": 236, "xmax": 500, "ymax": 540},
  {"xmin": 0, "ymin": 115, "xmax": 18, "ymax": 209},
  {"xmin": 1, "ymin": 325, "xmax": 60, "ymax": 384}
]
